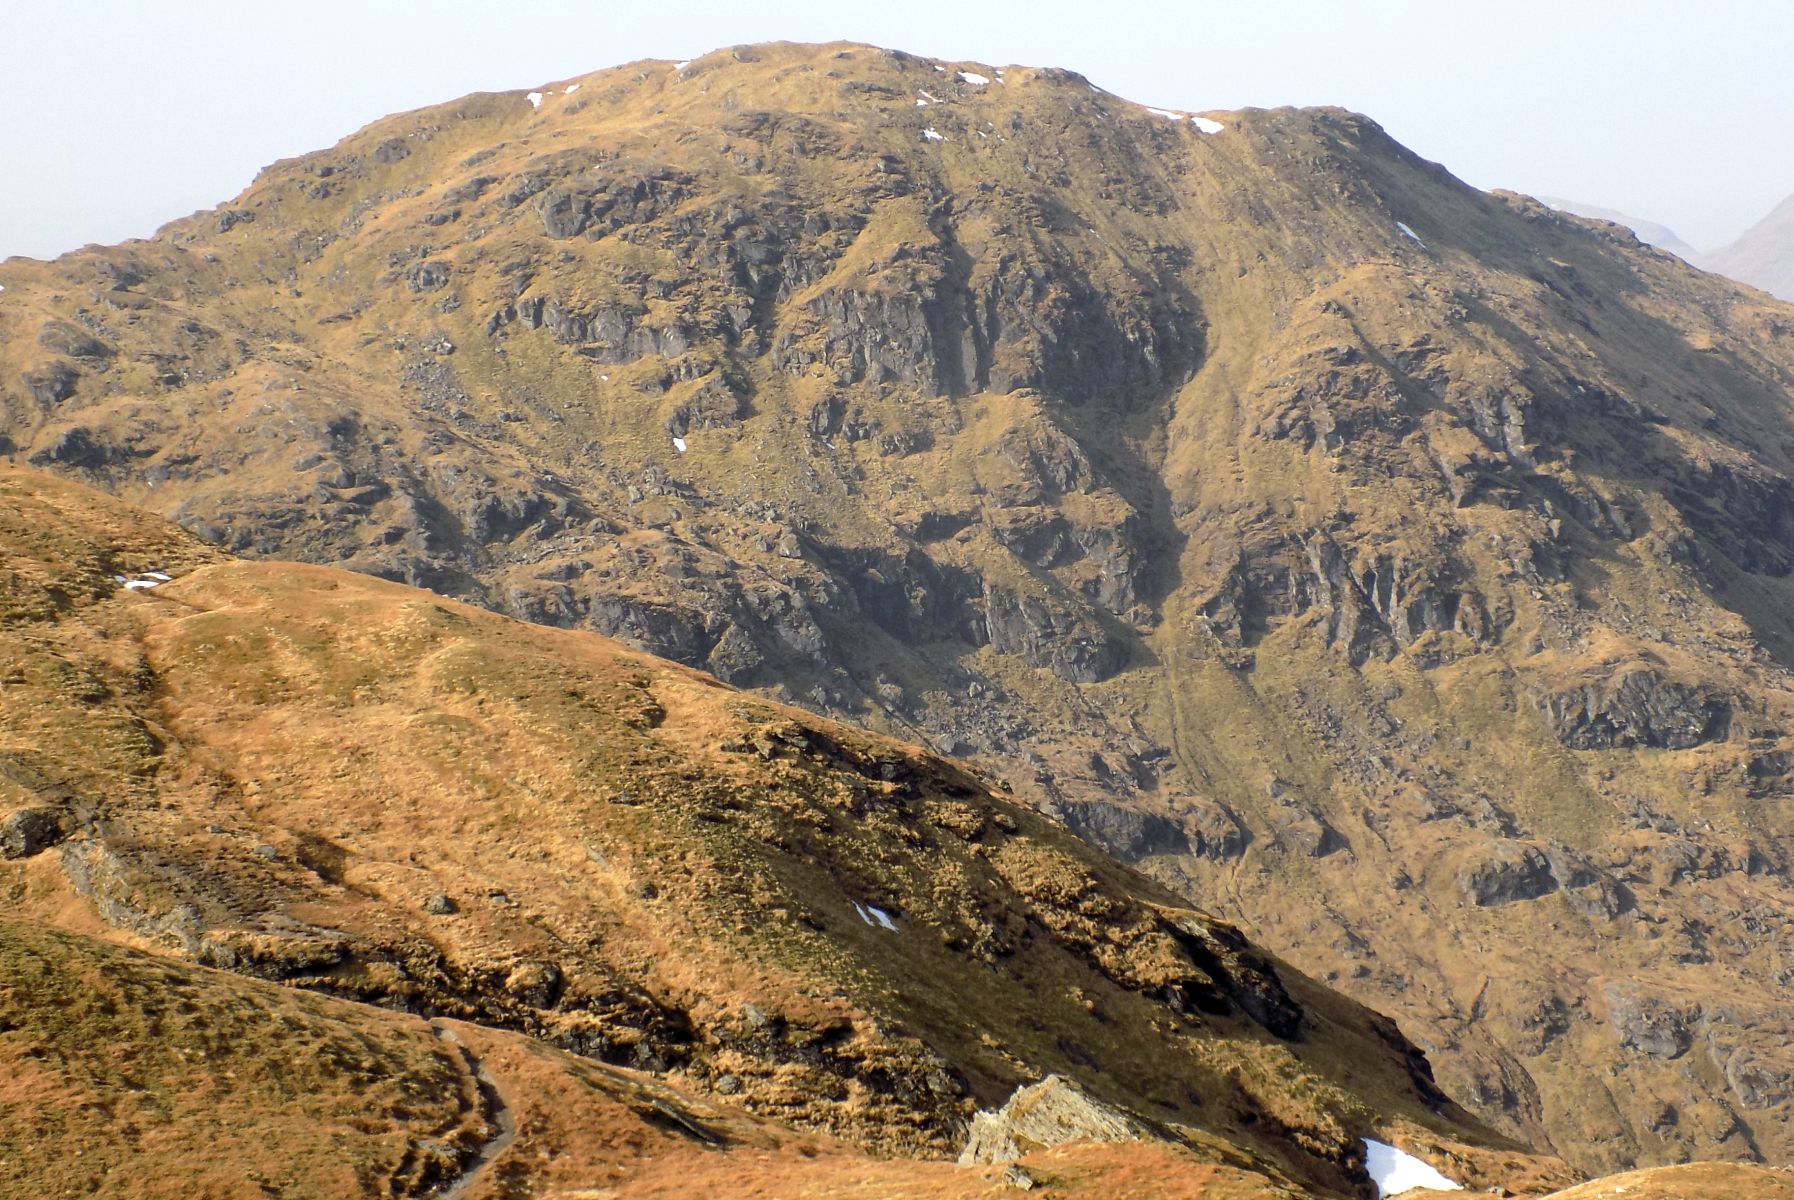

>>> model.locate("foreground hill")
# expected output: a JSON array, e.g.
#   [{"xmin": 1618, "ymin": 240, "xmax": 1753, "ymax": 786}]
[
  {"xmin": 8, "ymin": 40, "xmax": 1794, "ymax": 1173},
  {"xmin": 0, "ymin": 466, "xmax": 1575, "ymax": 1197}
]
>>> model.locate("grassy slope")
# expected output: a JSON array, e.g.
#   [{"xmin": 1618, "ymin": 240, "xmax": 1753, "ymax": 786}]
[{"xmin": 0, "ymin": 466, "xmax": 1576, "ymax": 1197}]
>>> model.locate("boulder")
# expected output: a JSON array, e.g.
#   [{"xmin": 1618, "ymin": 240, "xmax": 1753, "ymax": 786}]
[
  {"xmin": 958, "ymin": 1075, "xmax": 1145, "ymax": 1165},
  {"xmin": 1060, "ymin": 800, "xmax": 1189, "ymax": 860},
  {"xmin": 371, "ymin": 137, "xmax": 411, "ymax": 164},
  {"xmin": 1604, "ymin": 984, "xmax": 1692, "ymax": 1059},
  {"xmin": 1458, "ymin": 840, "xmax": 1559, "ymax": 906},
  {"xmin": 19, "ymin": 363, "xmax": 79, "ymax": 407},
  {"xmin": 0, "ymin": 807, "xmax": 67, "ymax": 859}
]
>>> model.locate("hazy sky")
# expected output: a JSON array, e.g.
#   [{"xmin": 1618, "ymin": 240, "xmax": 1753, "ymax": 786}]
[{"xmin": 4, "ymin": 0, "xmax": 1790, "ymax": 261}]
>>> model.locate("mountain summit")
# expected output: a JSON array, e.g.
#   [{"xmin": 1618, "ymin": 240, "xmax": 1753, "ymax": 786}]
[{"xmin": 8, "ymin": 40, "xmax": 1794, "ymax": 1178}]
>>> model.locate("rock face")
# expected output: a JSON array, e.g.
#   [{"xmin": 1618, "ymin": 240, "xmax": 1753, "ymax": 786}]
[
  {"xmin": 8, "ymin": 39, "xmax": 1794, "ymax": 1175},
  {"xmin": 1536, "ymin": 670, "xmax": 1729, "ymax": 750},
  {"xmin": 959, "ymin": 1076, "xmax": 1146, "ymax": 1165}
]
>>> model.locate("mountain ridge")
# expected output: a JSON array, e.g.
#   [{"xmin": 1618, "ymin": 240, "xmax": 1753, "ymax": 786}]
[
  {"xmin": 1537, "ymin": 196, "xmax": 1706, "ymax": 267},
  {"xmin": 7, "ymin": 39, "xmax": 1794, "ymax": 1177}
]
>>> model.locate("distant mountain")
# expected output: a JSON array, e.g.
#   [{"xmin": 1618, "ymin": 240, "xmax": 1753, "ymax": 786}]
[
  {"xmin": 1540, "ymin": 196, "xmax": 1706, "ymax": 265},
  {"xmin": 1709, "ymin": 192, "xmax": 1794, "ymax": 300}
]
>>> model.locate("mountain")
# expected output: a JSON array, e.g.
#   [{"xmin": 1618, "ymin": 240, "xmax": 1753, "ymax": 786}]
[
  {"xmin": 1709, "ymin": 192, "xmax": 1794, "ymax": 300},
  {"xmin": 1538, "ymin": 196, "xmax": 1706, "ymax": 266},
  {"xmin": 8, "ymin": 40, "xmax": 1794, "ymax": 1177},
  {"xmin": 0, "ymin": 464, "xmax": 1577, "ymax": 1198}
]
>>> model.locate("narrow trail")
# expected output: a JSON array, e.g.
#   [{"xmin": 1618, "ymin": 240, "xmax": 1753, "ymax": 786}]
[{"xmin": 431, "ymin": 1020, "xmax": 518, "ymax": 1200}]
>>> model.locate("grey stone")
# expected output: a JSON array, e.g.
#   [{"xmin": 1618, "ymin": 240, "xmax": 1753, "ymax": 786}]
[
  {"xmin": 1060, "ymin": 800, "xmax": 1190, "ymax": 861},
  {"xmin": 1604, "ymin": 985, "xmax": 1692, "ymax": 1059},
  {"xmin": 958, "ymin": 1075, "xmax": 1145, "ymax": 1166},
  {"xmin": 20, "ymin": 363, "xmax": 80, "ymax": 407},
  {"xmin": 0, "ymin": 807, "xmax": 67, "ymax": 859},
  {"xmin": 1002, "ymin": 1165, "xmax": 1036, "ymax": 1190}
]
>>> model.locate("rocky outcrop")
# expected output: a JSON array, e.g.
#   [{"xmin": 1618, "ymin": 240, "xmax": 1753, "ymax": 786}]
[
  {"xmin": 973, "ymin": 256, "xmax": 1199, "ymax": 408},
  {"xmin": 19, "ymin": 363, "xmax": 80, "ymax": 407},
  {"xmin": 983, "ymin": 584, "xmax": 1124, "ymax": 683},
  {"xmin": 958, "ymin": 1075, "xmax": 1146, "ymax": 1165},
  {"xmin": 1604, "ymin": 986, "xmax": 1693, "ymax": 1060},
  {"xmin": 37, "ymin": 321, "xmax": 115, "ymax": 361},
  {"xmin": 1060, "ymin": 800, "xmax": 1189, "ymax": 860},
  {"xmin": 1157, "ymin": 912, "xmax": 1304, "ymax": 1038},
  {"xmin": 1458, "ymin": 841, "xmax": 1559, "ymax": 906},
  {"xmin": 1536, "ymin": 669, "xmax": 1729, "ymax": 750},
  {"xmin": 1303, "ymin": 538, "xmax": 1492, "ymax": 664},
  {"xmin": 776, "ymin": 275, "xmax": 967, "ymax": 394},
  {"xmin": 0, "ymin": 807, "xmax": 68, "ymax": 859},
  {"xmin": 27, "ymin": 426, "xmax": 131, "ymax": 471}
]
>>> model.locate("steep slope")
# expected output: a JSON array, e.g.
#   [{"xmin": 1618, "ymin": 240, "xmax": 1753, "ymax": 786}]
[
  {"xmin": 1710, "ymin": 192, "xmax": 1794, "ymax": 300},
  {"xmin": 0, "ymin": 466, "xmax": 1572, "ymax": 1198},
  {"xmin": 7, "ymin": 40, "xmax": 1794, "ymax": 1174},
  {"xmin": 10, "ymin": 919, "xmax": 1346, "ymax": 1200},
  {"xmin": 0, "ymin": 920, "xmax": 487, "ymax": 1198},
  {"xmin": 1539, "ymin": 197, "xmax": 1705, "ymax": 267}
]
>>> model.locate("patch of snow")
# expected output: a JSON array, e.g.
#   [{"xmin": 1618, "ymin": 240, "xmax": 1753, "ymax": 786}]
[
  {"xmin": 1191, "ymin": 116, "xmax": 1225, "ymax": 135},
  {"xmin": 123, "ymin": 580, "xmax": 160, "ymax": 591},
  {"xmin": 854, "ymin": 901, "xmax": 899, "ymax": 931},
  {"xmin": 1362, "ymin": 1140, "xmax": 1462, "ymax": 1198},
  {"xmin": 564, "ymin": 83, "xmax": 580, "ymax": 94},
  {"xmin": 933, "ymin": 64, "xmax": 945, "ymax": 72},
  {"xmin": 958, "ymin": 71, "xmax": 991, "ymax": 86},
  {"xmin": 976, "ymin": 130, "xmax": 987, "ymax": 138},
  {"xmin": 144, "ymin": 571, "xmax": 173, "ymax": 582},
  {"xmin": 923, "ymin": 127, "xmax": 944, "ymax": 142},
  {"xmin": 1396, "ymin": 221, "xmax": 1427, "ymax": 248},
  {"xmin": 672, "ymin": 436, "xmax": 688, "ymax": 454},
  {"xmin": 600, "ymin": 374, "xmax": 610, "ymax": 381},
  {"xmin": 1145, "ymin": 106, "xmax": 1184, "ymax": 120},
  {"xmin": 0, "ymin": 284, "xmax": 6, "ymax": 293},
  {"xmin": 671, "ymin": 60, "xmax": 690, "ymax": 72},
  {"xmin": 526, "ymin": 91, "xmax": 544, "ymax": 109},
  {"xmin": 917, "ymin": 89, "xmax": 939, "ymax": 105}
]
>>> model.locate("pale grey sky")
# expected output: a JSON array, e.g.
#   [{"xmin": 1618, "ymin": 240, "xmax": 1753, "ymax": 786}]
[{"xmin": 3, "ymin": 0, "xmax": 1789, "ymax": 261}]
